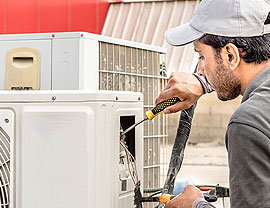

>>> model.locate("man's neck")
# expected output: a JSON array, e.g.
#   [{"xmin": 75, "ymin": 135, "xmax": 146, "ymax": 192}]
[{"xmin": 237, "ymin": 60, "xmax": 270, "ymax": 95}]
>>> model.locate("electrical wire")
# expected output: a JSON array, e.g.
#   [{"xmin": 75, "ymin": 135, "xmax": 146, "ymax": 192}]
[
  {"xmin": 120, "ymin": 141, "xmax": 136, "ymax": 185},
  {"xmin": 120, "ymin": 140, "xmax": 140, "ymax": 185},
  {"xmin": 125, "ymin": 142, "xmax": 139, "ymax": 184},
  {"xmin": 149, "ymin": 190, "xmax": 162, "ymax": 197},
  {"xmin": 127, "ymin": 147, "xmax": 139, "ymax": 183},
  {"xmin": 120, "ymin": 134, "xmax": 139, "ymax": 183},
  {"xmin": 143, "ymin": 187, "xmax": 163, "ymax": 193}
]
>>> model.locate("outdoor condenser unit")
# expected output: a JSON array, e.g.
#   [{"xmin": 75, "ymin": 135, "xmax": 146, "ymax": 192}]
[
  {"xmin": 0, "ymin": 90, "xmax": 143, "ymax": 208},
  {"xmin": 0, "ymin": 32, "xmax": 168, "ymax": 207},
  {"xmin": 0, "ymin": 32, "xmax": 166, "ymax": 91}
]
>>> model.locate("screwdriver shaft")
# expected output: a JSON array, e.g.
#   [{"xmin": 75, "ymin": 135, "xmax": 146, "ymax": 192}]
[
  {"xmin": 120, "ymin": 117, "xmax": 148, "ymax": 136},
  {"xmin": 120, "ymin": 97, "xmax": 180, "ymax": 137}
]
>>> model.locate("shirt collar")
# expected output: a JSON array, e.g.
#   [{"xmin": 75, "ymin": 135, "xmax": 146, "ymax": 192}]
[{"xmin": 242, "ymin": 66, "xmax": 270, "ymax": 103}]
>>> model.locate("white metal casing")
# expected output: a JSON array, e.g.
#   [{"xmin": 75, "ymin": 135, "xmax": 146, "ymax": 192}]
[
  {"xmin": 0, "ymin": 32, "xmax": 166, "ymax": 90},
  {"xmin": 0, "ymin": 90, "xmax": 143, "ymax": 208}
]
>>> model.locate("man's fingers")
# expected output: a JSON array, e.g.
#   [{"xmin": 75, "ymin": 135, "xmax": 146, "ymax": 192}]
[
  {"xmin": 164, "ymin": 194, "xmax": 182, "ymax": 208},
  {"xmin": 164, "ymin": 102, "xmax": 192, "ymax": 114},
  {"xmin": 155, "ymin": 88, "xmax": 178, "ymax": 104},
  {"xmin": 156, "ymin": 89, "xmax": 194, "ymax": 113},
  {"xmin": 182, "ymin": 185, "xmax": 204, "ymax": 198},
  {"xmin": 164, "ymin": 185, "xmax": 204, "ymax": 208},
  {"xmin": 163, "ymin": 74, "xmax": 181, "ymax": 91},
  {"xmin": 183, "ymin": 185, "xmax": 196, "ymax": 192},
  {"xmin": 155, "ymin": 72, "xmax": 203, "ymax": 113}
]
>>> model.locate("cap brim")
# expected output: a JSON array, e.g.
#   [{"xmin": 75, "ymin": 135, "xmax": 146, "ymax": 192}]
[{"xmin": 165, "ymin": 22, "xmax": 204, "ymax": 46}]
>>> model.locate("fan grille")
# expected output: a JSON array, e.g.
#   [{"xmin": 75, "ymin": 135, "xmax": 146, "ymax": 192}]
[{"xmin": 0, "ymin": 127, "xmax": 10, "ymax": 208}]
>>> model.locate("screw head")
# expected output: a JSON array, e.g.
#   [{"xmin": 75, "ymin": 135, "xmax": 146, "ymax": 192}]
[
  {"xmin": 138, "ymin": 97, "xmax": 141, "ymax": 101},
  {"xmin": 52, "ymin": 96, "xmax": 56, "ymax": 100},
  {"xmin": 4, "ymin": 118, "xmax": 9, "ymax": 123}
]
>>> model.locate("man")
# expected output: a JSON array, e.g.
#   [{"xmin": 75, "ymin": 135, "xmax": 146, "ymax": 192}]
[{"xmin": 156, "ymin": 0, "xmax": 270, "ymax": 207}]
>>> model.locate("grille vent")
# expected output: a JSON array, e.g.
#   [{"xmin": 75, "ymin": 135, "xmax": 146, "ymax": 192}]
[
  {"xmin": 0, "ymin": 127, "xmax": 10, "ymax": 208},
  {"xmin": 98, "ymin": 41, "xmax": 168, "ymax": 207}
]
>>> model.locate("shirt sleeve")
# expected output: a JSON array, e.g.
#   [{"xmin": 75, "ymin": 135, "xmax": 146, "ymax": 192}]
[
  {"xmin": 192, "ymin": 199, "xmax": 216, "ymax": 208},
  {"xmin": 226, "ymin": 122, "xmax": 270, "ymax": 208},
  {"xmin": 192, "ymin": 73, "xmax": 214, "ymax": 94}
]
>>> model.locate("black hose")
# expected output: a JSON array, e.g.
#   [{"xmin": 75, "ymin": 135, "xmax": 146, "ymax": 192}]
[{"xmin": 155, "ymin": 103, "xmax": 197, "ymax": 208}]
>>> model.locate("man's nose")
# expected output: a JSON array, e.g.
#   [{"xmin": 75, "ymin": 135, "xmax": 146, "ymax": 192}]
[{"xmin": 196, "ymin": 62, "xmax": 205, "ymax": 76}]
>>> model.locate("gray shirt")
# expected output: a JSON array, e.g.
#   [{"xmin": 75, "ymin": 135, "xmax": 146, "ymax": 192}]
[{"xmin": 193, "ymin": 67, "xmax": 270, "ymax": 208}]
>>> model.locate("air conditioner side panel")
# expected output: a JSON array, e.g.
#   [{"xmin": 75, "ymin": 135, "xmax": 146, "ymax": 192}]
[
  {"xmin": 20, "ymin": 105, "xmax": 95, "ymax": 208},
  {"xmin": 51, "ymin": 38, "xmax": 80, "ymax": 90}
]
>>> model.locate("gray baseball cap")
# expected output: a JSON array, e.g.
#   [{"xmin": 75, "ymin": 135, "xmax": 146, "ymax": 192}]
[{"xmin": 165, "ymin": 0, "xmax": 270, "ymax": 46}]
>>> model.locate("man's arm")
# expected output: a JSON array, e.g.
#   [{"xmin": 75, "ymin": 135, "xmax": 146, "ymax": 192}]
[
  {"xmin": 193, "ymin": 199, "xmax": 216, "ymax": 208},
  {"xmin": 226, "ymin": 122, "xmax": 270, "ymax": 208}
]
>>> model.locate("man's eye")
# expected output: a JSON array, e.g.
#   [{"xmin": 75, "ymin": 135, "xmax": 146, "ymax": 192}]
[{"xmin": 198, "ymin": 56, "xmax": 204, "ymax": 60}]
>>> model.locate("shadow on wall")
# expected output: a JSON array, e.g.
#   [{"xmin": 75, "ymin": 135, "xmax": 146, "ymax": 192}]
[{"xmin": 168, "ymin": 93, "xmax": 242, "ymax": 145}]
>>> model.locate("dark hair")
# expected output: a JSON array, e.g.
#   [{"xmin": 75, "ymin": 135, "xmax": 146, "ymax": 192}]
[{"xmin": 199, "ymin": 34, "xmax": 270, "ymax": 64}]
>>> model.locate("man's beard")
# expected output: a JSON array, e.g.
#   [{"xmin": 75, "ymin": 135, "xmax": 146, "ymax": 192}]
[{"xmin": 211, "ymin": 59, "xmax": 242, "ymax": 101}]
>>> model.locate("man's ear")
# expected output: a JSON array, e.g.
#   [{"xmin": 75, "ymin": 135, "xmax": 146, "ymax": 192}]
[{"xmin": 223, "ymin": 43, "xmax": 240, "ymax": 70}]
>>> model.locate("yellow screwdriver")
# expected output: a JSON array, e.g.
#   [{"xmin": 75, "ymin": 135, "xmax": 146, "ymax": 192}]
[{"xmin": 120, "ymin": 97, "xmax": 180, "ymax": 136}]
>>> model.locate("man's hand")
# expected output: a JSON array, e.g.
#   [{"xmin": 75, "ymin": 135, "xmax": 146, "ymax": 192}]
[
  {"xmin": 165, "ymin": 185, "xmax": 204, "ymax": 208},
  {"xmin": 156, "ymin": 72, "xmax": 203, "ymax": 113}
]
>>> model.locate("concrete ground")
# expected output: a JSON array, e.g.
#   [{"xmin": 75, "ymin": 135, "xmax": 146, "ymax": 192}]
[{"xmin": 161, "ymin": 141, "xmax": 230, "ymax": 208}]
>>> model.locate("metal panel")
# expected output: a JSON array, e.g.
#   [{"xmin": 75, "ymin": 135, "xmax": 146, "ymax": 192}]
[
  {"xmin": 21, "ymin": 106, "xmax": 95, "ymax": 208},
  {"xmin": 0, "ymin": 1, "xmax": 5, "ymax": 33},
  {"xmin": 52, "ymin": 38, "xmax": 81, "ymax": 90},
  {"xmin": 39, "ymin": 0, "xmax": 70, "ymax": 32},
  {"xmin": 102, "ymin": 0, "xmax": 200, "ymax": 74},
  {"xmin": 0, "ymin": 0, "xmax": 113, "ymax": 34},
  {"xmin": 0, "ymin": 91, "xmax": 143, "ymax": 208},
  {"xmin": 51, "ymin": 37, "xmax": 100, "ymax": 90},
  {"xmin": 4, "ymin": 0, "xmax": 39, "ymax": 34}
]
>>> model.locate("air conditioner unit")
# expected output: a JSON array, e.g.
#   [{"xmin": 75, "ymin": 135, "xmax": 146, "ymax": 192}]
[
  {"xmin": 0, "ymin": 32, "xmax": 166, "ymax": 91},
  {"xmin": 0, "ymin": 90, "xmax": 143, "ymax": 208},
  {"xmin": 0, "ymin": 32, "xmax": 168, "ymax": 204}
]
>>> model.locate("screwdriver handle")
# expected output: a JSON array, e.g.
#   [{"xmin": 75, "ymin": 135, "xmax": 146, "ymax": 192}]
[
  {"xmin": 159, "ymin": 194, "xmax": 176, "ymax": 204},
  {"xmin": 145, "ymin": 97, "xmax": 181, "ymax": 120}
]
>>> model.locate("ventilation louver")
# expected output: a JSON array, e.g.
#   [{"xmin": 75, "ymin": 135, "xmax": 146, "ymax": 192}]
[{"xmin": 0, "ymin": 127, "xmax": 10, "ymax": 208}]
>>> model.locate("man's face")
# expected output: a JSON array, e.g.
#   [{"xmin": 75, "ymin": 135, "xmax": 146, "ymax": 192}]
[{"xmin": 193, "ymin": 40, "xmax": 241, "ymax": 101}]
